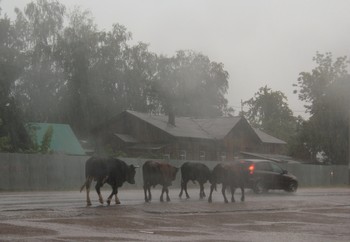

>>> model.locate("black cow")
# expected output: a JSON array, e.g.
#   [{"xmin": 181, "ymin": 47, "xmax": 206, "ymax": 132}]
[
  {"xmin": 142, "ymin": 160, "xmax": 179, "ymax": 202},
  {"xmin": 208, "ymin": 162, "xmax": 247, "ymax": 203},
  {"xmin": 179, "ymin": 161, "xmax": 210, "ymax": 199},
  {"xmin": 80, "ymin": 157, "xmax": 137, "ymax": 206}
]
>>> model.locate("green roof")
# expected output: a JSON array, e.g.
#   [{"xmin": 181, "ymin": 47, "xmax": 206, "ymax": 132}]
[{"xmin": 27, "ymin": 123, "xmax": 86, "ymax": 155}]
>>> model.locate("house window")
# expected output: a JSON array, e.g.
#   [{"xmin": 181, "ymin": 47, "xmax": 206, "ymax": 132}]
[
  {"xmin": 163, "ymin": 154, "xmax": 170, "ymax": 160},
  {"xmin": 199, "ymin": 151, "xmax": 206, "ymax": 160},
  {"xmin": 179, "ymin": 150, "xmax": 187, "ymax": 160}
]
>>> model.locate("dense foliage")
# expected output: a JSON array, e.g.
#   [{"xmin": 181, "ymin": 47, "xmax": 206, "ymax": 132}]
[
  {"xmin": 0, "ymin": 0, "xmax": 230, "ymax": 151},
  {"xmin": 243, "ymin": 86, "xmax": 297, "ymax": 142},
  {"xmin": 244, "ymin": 52, "xmax": 350, "ymax": 165},
  {"xmin": 1, "ymin": 1, "xmax": 349, "ymax": 165},
  {"xmin": 0, "ymin": 5, "xmax": 32, "ymax": 151},
  {"xmin": 293, "ymin": 52, "xmax": 350, "ymax": 164}
]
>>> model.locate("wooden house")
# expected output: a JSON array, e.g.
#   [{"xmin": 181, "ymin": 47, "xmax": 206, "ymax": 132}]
[{"xmin": 92, "ymin": 110, "xmax": 286, "ymax": 161}]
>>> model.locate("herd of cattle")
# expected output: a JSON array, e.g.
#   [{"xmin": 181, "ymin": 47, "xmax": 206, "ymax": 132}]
[{"xmin": 80, "ymin": 157, "xmax": 249, "ymax": 206}]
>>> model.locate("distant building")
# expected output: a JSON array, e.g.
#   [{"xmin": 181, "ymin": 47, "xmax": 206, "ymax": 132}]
[
  {"xmin": 26, "ymin": 123, "xmax": 86, "ymax": 156},
  {"xmin": 92, "ymin": 110, "xmax": 286, "ymax": 161}
]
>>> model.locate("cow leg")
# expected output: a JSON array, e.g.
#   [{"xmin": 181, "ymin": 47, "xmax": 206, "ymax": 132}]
[
  {"xmin": 222, "ymin": 184, "xmax": 228, "ymax": 203},
  {"xmin": 240, "ymin": 186, "xmax": 245, "ymax": 202},
  {"xmin": 231, "ymin": 186, "xmax": 236, "ymax": 203},
  {"xmin": 160, "ymin": 186, "xmax": 165, "ymax": 202},
  {"xmin": 199, "ymin": 183, "xmax": 204, "ymax": 199},
  {"xmin": 107, "ymin": 191, "xmax": 113, "ymax": 206},
  {"xmin": 144, "ymin": 184, "xmax": 152, "ymax": 202},
  {"xmin": 208, "ymin": 183, "xmax": 215, "ymax": 203},
  {"xmin": 85, "ymin": 177, "xmax": 93, "ymax": 207},
  {"xmin": 114, "ymin": 188, "xmax": 120, "ymax": 205},
  {"xmin": 115, "ymin": 195, "xmax": 120, "ymax": 204},
  {"xmin": 184, "ymin": 181, "xmax": 190, "ymax": 199},
  {"xmin": 95, "ymin": 181, "xmax": 104, "ymax": 204},
  {"xmin": 107, "ymin": 185, "xmax": 117, "ymax": 205},
  {"xmin": 143, "ymin": 185, "xmax": 149, "ymax": 202},
  {"xmin": 202, "ymin": 183, "xmax": 206, "ymax": 198},
  {"xmin": 179, "ymin": 180, "xmax": 184, "ymax": 198},
  {"xmin": 165, "ymin": 187, "xmax": 171, "ymax": 202},
  {"xmin": 148, "ymin": 186, "xmax": 152, "ymax": 201}
]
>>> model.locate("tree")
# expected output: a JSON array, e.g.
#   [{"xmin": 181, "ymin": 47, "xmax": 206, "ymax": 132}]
[
  {"xmin": 243, "ymin": 86, "xmax": 297, "ymax": 142},
  {"xmin": 1, "ymin": 0, "xmax": 233, "ymax": 152},
  {"xmin": 57, "ymin": 7, "xmax": 99, "ymax": 136},
  {"xmin": 0, "ymin": 8, "xmax": 31, "ymax": 151},
  {"xmin": 90, "ymin": 27, "xmax": 158, "ymax": 119},
  {"xmin": 13, "ymin": 0, "xmax": 66, "ymax": 122},
  {"xmin": 295, "ymin": 52, "xmax": 349, "ymax": 115},
  {"xmin": 57, "ymin": 10, "xmax": 156, "ymax": 135},
  {"xmin": 123, "ymin": 42, "xmax": 158, "ymax": 113},
  {"xmin": 153, "ymin": 50, "xmax": 229, "ymax": 118},
  {"xmin": 293, "ymin": 52, "xmax": 350, "ymax": 164}
]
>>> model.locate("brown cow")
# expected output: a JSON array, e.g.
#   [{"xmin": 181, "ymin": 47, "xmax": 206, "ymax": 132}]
[
  {"xmin": 142, "ymin": 160, "xmax": 179, "ymax": 202},
  {"xmin": 208, "ymin": 162, "xmax": 247, "ymax": 203}
]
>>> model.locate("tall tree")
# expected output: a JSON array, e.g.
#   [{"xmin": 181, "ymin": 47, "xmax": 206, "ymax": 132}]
[
  {"xmin": 153, "ymin": 50, "xmax": 229, "ymax": 118},
  {"xmin": 1, "ymin": 0, "xmax": 234, "ymax": 151},
  {"xmin": 0, "ymin": 7, "xmax": 31, "ymax": 151},
  {"xmin": 13, "ymin": 0, "xmax": 66, "ymax": 122},
  {"xmin": 123, "ymin": 42, "xmax": 158, "ymax": 113},
  {"xmin": 90, "ymin": 25, "xmax": 158, "ymax": 119},
  {"xmin": 57, "ymin": 7, "xmax": 99, "ymax": 136},
  {"xmin": 293, "ymin": 52, "xmax": 350, "ymax": 164},
  {"xmin": 243, "ymin": 86, "xmax": 297, "ymax": 141}
]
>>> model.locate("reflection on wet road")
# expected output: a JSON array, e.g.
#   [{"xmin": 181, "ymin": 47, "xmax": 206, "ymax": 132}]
[{"xmin": 1, "ymin": 188, "xmax": 350, "ymax": 241}]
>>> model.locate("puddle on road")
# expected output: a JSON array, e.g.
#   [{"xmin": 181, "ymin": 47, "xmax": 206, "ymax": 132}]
[
  {"xmin": 223, "ymin": 220, "xmax": 308, "ymax": 227},
  {"xmin": 2, "ymin": 208, "xmax": 54, "ymax": 212}
]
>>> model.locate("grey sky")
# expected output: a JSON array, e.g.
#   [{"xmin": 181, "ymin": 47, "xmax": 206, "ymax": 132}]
[{"xmin": 2, "ymin": 0, "xmax": 350, "ymax": 117}]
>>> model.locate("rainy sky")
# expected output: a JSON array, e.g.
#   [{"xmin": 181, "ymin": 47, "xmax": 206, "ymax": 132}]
[{"xmin": 2, "ymin": 0, "xmax": 350, "ymax": 118}]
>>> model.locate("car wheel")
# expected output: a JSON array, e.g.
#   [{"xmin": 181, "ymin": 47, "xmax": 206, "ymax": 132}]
[
  {"xmin": 253, "ymin": 180, "xmax": 266, "ymax": 194},
  {"xmin": 285, "ymin": 181, "xmax": 298, "ymax": 193}
]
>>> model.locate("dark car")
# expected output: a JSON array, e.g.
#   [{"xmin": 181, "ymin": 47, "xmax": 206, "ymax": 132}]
[{"xmin": 239, "ymin": 159, "xmax": 298, "ymax": 194}]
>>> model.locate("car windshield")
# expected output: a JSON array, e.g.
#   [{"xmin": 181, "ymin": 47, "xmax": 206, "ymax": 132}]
[{"xmin": 270, "ymin": 163, "xmax": 284, "ymax": 173}]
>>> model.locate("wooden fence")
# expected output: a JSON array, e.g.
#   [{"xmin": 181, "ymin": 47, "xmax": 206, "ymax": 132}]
[{"xmin": 0, "ymin": 153, "xmax": 348, "ymax": 191}]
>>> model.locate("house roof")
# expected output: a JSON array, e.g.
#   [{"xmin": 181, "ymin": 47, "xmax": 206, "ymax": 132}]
[
  {"xmin": 126, "ymin": 110, "xmax": 242, "ymax": 140},
  {"xmin": 114, "ymin": 133, "xmax": 139, "ymax": 143},
  {"xmin": 26, "ymin": 123, "xmax": 86, "ymax": 155},
  {"xmin": 194, "ymin": 117, "xmax": 242, "ymax": 139},
  {"xmin": 125, "ymin": 110, "xmax": 286, "ymax": 144},
  {"xmin": 253, "ymin": 128, "xmax": 287, "ymax": 144},
  {"xmin": 240, "ymin": 151, "xmax": 300, "ymax": 163},
  {"xmin": 128, "ymin": 143, "xmax": 167, "ymax": 150}
]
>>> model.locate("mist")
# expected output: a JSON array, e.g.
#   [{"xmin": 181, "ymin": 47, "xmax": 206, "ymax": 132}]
[{"xmin": 2, "ymin": 0, "xmax": 350, "ymax": 117}]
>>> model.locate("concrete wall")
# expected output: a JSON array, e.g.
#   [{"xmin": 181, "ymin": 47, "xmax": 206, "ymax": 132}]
[{"xmin": 0, "ymin": 153, "xmax": 348, "ymax": 191}]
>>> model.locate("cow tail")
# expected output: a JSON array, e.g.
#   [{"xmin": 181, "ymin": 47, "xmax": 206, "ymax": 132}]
[
  {"xmin": 80, "ymin": 176, "xmax": 91, "ymax": 192},
  {"xmin": 102, "ymin": 176, "xmax": 109, "ymax": 184},
  {"xmin": 80, "ymin": 181, "xmax": 86, "ymax": 192}
]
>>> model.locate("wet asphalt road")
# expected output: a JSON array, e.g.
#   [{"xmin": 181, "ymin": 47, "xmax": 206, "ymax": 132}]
[{"xmin": 1, "ymin": 187, "xmax": 350, "ymax": 241}]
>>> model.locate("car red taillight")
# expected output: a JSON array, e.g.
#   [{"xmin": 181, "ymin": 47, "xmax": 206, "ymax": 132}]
[{"xmin": 249, "ymin": 164, "xmax": 255, "ymax": 174}]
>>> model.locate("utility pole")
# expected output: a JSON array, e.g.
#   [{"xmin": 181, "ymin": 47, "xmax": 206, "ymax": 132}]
[{"xmin": 349, "ymin": 110, "xmax": 350, "ymax": 184}]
